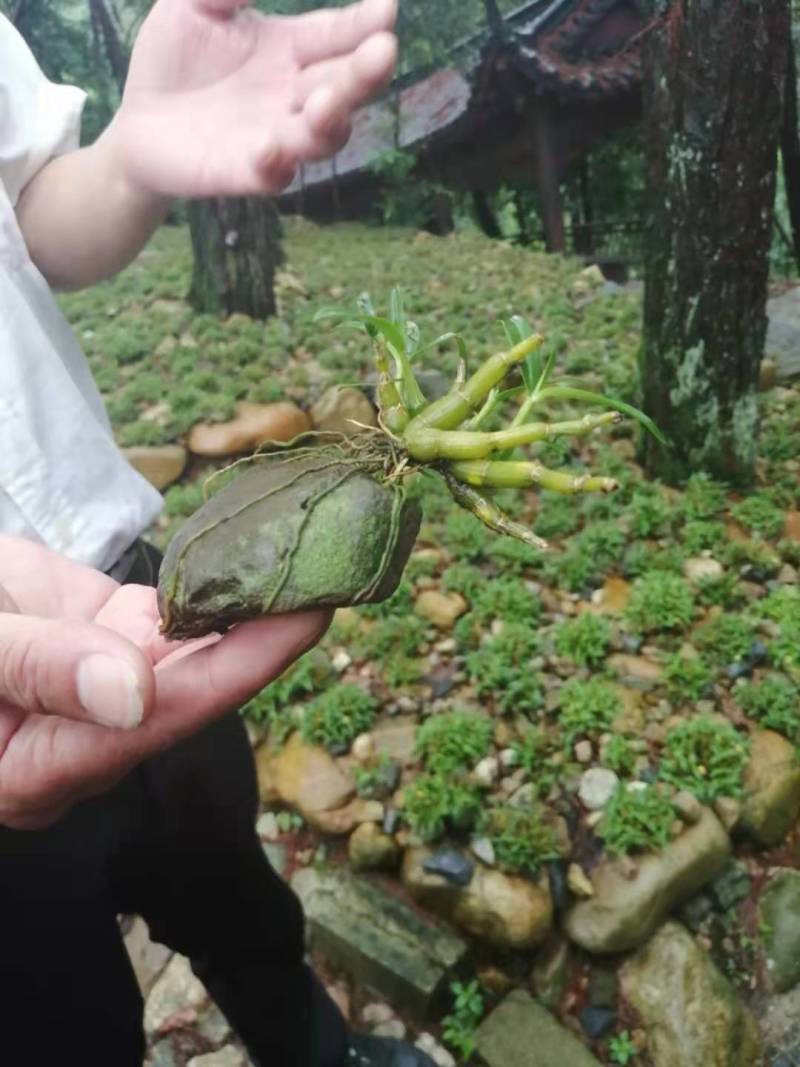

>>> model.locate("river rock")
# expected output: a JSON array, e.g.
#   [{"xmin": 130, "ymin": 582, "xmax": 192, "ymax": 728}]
[
  {"xmin": 619, "ymin": 921, "xmax": 761, "ymax": 1067},
  {"xmin": 759, "ymin": 869, "xmax": 800, "ymax": 993},
  {"xmin": 766, "ymin": 287, "xmax": 800, "ymax": 380},
  {"xmin": 291, "ymin": 866, "xmax": 466, "ymax": 1019},
  {"xmin": 578, "ymin": 768, "xmax": 619, "ymax": 811},
  {"xmin": 739, "ymin": 730, "xmax": 800, "ymax": 847},
  {"xmin": 310, "ymin": 386, "xmax": 377, "ymax": 435},
  {"xmin": 188, "ymin": 401, "xmax": 311, "ymax": 456},
  {"xmin": 564, "ymin": 807, "xmax": 730, "ymax": 954},
  {"xmin": 415, "ymin": 590, "xmax": 467, "ymax": 630},
  {"xmin": 348, "ymin": 822, "xmax": 401, "ymax": 872},
  {"xmin": 475, "ymin": 990, "xmax": 602, "ymax": 1067},
  {"xmin": 123, "ymin": 445, "xmax": 188, "ymax": 491},
  {"xmin": 256, "ymin": 733, "xmax": 355, "ymax": 819},
  {"xmin": 403, "ymin": 848, "xmax": 552, "ymax": 950}
]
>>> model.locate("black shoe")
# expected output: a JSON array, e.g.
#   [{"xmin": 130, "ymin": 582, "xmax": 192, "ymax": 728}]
[{"xmin": 346, "ymin": 1033, "xmax": 438, "ymax": 1067}]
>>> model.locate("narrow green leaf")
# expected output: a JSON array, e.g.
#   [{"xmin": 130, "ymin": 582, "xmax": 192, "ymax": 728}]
[
  {"xmin": 389, "ymin": 287, "xmax": 405, "ymax": 328},
  {"xmin": 414, "ymin": 331, "xmax": 468, "ymax": 364},
  {"xmin": 537, "ymin": 386, "xmax": 668, "ymax": 444}
]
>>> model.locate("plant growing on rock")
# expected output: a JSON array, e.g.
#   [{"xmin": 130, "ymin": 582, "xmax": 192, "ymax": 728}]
[
  {"xmin": 479, "ymin": 804, "xmax": 560, "ymax": 875},
  {"xmin": 554, "ymin": 613, "xmax": 612, "ymax": 667},
  {"xmin": 415, "ymin": 710, "xmax": 493, "ymax": 775},
  {"xmin": 731, "ymin": 494, "xmax": 784, "ymax": 540},
  {"xmin": 625, "ymin": 571, "xmax": 695, "ymax": 633},
  {"xmin": 402, "ymin": 774, "xmax": 482, "ymax": 842},
  {"xmin": 658, "ymin": 716, "xmax": 751, "ymax": 804},
  {"xmin": 558, "ymin": 677, "xmax": 621, "ymax": 748},
  {"xmin": 608, "ymin": 1030, "xmax": 638, "ymax": 1066},
  {"xmin": 663, "ymin": 651, "xmax": 714, "ymax": 703},
  {"xmin": 512, "ymin": 728, "xmax": 558, "ymax": 797},
  {"xmin": 301, "ymin": 684, "xmax": 377, "ymax": 752},
  {"xmin": 602, "ymin": 734, "xmax": 636, "ymax": 777},
  {"xmin": 158, "ymin": 293, "xmax": 661, "ymax": 638},
  {"xmin": 736, "ymin": 675, "xmax": 800, "ymax": 742},
  {"xmin": 466, "ymin": 623, "xmax": 543, "ymax": 716},
  {"xmin": 693, "ymin": 614, "xmax": 757, "ymax": 667},
  {"xmin": 598, "ymin": 784, "xmax": 676, "ymax": 856}
]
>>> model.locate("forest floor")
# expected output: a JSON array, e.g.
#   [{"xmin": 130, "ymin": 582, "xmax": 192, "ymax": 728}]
[{"xmin": 62, "ymin": 220, "xmax": 800, "ymax": 1067}]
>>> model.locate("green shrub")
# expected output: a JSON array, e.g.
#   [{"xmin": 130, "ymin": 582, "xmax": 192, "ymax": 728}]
[
  {"xmin": 753, "ymin": 586, "xmax": 800, "ymax": 626},
  {"xmin": 466, "ymin": 623, "xmax": 542, "ymax": 715},
  {"xmin": 479, "ymin": 804, "xmax": 560, "ymax": 875},
  {"xmin": 301, "ymin": 684, "xmax": 377, "ymax": 750},
  {"xmin": 242, "ymin": 655, "xmax": 329, "ymax": 742},
  {"xmin": 603, "ymin": 734, "xmax": 636, "ymax": 776},
  {"xmin": 625, "ymin": 571, "xmax": 695, "ymax": 633},
  {"xmin": 359, "ymin": 579, "xmax": 415, "ymax": 620},
  {"xmin": 736, "ymin": 675, "xmax": 800, "ymax": 742},
  {"xmin": 353, "ymin": 615, "xmax": 426, "ymax": 687},
  {"xmin": 533, "ymin": 492, "xmax": 582, "ymax": 539},
  {"xmin": 623, "ymin": 542, "xmax": 685, "ymax": 578},
  {"xmin": 626, "ymin": 484, "xmax": 675, "ymax": 538},
  {"xmin": 681, "ymin": 473, "xmax": 727, "ymax": 520},
  {"xmin": 512, "ymin": 729, "xmax": 558, "ymax": 797},
  {"xmin": 559, "ymin": 678, "xmax": 621, "ymax": 747},
  {"xmin": 663, "ymin": 652, "xmax": 714, "ymax": 703},
  {"xmin": 402, "ymin": 774, "xmax": 482, "ymax": 842},
  {"xmin": 658, "ymin": 716, "xmax": 750, "ymax": 803},
  {"xmin": 415, "ymin": 711, "xmax": 493, "ymax": 775},
  {"xmin": 598, "ymin": 784, "xmax": 676, "ymax": 856},
  {"xmin": 770, "ymin": 619, "xmax": 800, "ymax": 673},
  {"xmin": 723, "ymin": 539, "xmax": 781, "ymax": 577},
  {"xmin": 442, "ymin": 563, "xmax": 484, "ymax": 600},
  {"xmin": 731, "ymin": 495, "xmax": 785, "ymax": 540},
  {"xmin": 694, "ymin": 614, "xmax": 756, "ymax": 666},
  {"xmin": 681, "ymin": 520, "xmax": 727, "ymax": 555},
  {"xmin": 444, "ymin": 511, "xmax": 490, "ymax": 560},
  {"xmin": 442, "ymin": 981, "xmax": 484, "ymax": 1063},
  {"xmin": 608, "ymin": 1030, "xmax": 638, "ymax": 1066},
  {"xmin": 554, "ymin": 613, "xmax": 612, "ymax": 667}
]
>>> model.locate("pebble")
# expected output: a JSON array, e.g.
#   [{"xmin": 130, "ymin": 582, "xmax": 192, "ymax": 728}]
[
  {"xmin": 471, "ymin": 837, "xmax": 496, "ymax": 867},
  {"xmin": 416, "ymin": 1032, "xmax": 456, "ymax": 1067},
  {"xmin": 673, "ymin": 791, "xmax": 703, "ymax": 826},
  {"xmin": 372, "ymin": 1019, "xmax": 407, "ymax": 1040},
  {"xmin": 256, "ymin": 812, "xmax": 280, "ymax": 841},
  {"xmin": 578, "ymin": 768, "xmax": 619, "ymax": 811},
  {"xmin": 332, "ymin": 649, "xmax": 352, "ymax": 673},
  {"xmin": 474, "ymin": 756, "xmax": 500, "ymax": 786},
  {"xmin": 351, "ymin": 733, "xmax": 374, "ymax": 762},
  {"xmin": 422, "ymin": 848, "xmax": 475, "ymax": 887},
  {"xmin": 574, "ymin": 740, "xmax": 594, "ymax": 764},
  {"xmin": 361, "ymin": 1002, "xmax": 395, "ymax": 1027},
  {"xmin": 567, "ymin": 863, "xmax": 595, "ymax": 899},
  {"xmin": 713, "ymin": 796, "xmax": 741, "ymax": 833},
  {"xmin": 499, "ymin": 747, "xmax": 519, "ymax": 769}
]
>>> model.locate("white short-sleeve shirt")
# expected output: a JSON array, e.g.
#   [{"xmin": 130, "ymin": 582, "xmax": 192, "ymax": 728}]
[{"xmin": 0, "ymin": 15, "xmax": 162, "ymax": 571}]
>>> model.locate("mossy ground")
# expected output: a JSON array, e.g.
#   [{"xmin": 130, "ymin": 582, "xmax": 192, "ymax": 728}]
[{"xmin": 61, "ymin": 219, "xmax": 800, "ymax": 1065}]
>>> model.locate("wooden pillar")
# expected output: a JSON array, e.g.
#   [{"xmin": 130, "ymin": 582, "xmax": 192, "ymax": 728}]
[{"xmin": 531, "ymin": 103, "xmax": 566, "ymax": 253}]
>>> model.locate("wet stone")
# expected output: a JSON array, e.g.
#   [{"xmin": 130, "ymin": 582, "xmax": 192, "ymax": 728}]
[
  {"xmin": 422, "ymin": 849, "xmax": 474, "ymax": 887},
  {"xmin": 580, "ymin": 1006, "xmax": 616, "ymax": 1040},
  {"xmin": 475, "ymin": 991, "xmax": 602, "ymax": 1067},
  {"xmin": 291, "ymin": 866, "xmax": 467, "ymax": 1019},
  {"xmin": 711, "ymin": 863, "xmax": 752, "ymax": 912}
]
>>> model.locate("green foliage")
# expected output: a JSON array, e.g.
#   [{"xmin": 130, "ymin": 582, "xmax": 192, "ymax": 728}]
[
  {"xmin": 723, "ymin": 538, "xmax": 781, "ymax": 577},
  {"xmin": 466, "ymin": 577, "xmax": 542, "ymax": 630},
  {"xmin": 770, "ymin": 619, "xmax": 800, "ymax": 673},
  {"xmin": 558, "ymin": 678, "xmax": 621, "ymax": 747},
  {"xmin": 301, "ymin": 685, "xmax": 377, "ymax": 751},
  {"xmin": 442, "ymin": 981, "xmax": 484, "ymax": 1064},
  {"xmin": 694, "ymin": 572, "xmax": 744, "ymax": 611},
  {"xmin": 402, "ymin": 774, "xmax": 482, "ymax": 842},
  {"xmin": 694, "ymin": 614, "xmax": 756, "ymax": 666},
  {"xmin": 623, "ymin": 542, "xmax": 685, "ymax": 578},
  {"xmin": 598, "ymin": 784, "xmax": 676, "ymax": 856},
  {"xmin": 554, "ymin": 613, "xmax": 612, "ymax": 667},
  {"xmin": 533, "ymin": 492, "xmax": 582, "ymax": 539},
  {"xmin": 625, "ymin": 571, "xmax": 695, "ymax": 633},
  {"xmin": 466, "ymin": 624, "xmax": 542, "ymax": 715},
  {"xmin": 359, "ymin": 579, "xmax": 415, "ymax": 620},
  {"xmin": 353, "ymin": 615, "xmax": 426, "ymax": 687},
  {"xmin": 681, "ymin": 473, "xmax": 728, "ymax": 521},
  {"xmin": 731, "ymin": 494, "xmax": 785, "ymax": 540},
  {"xmin": 680, "ymin": 520, "xmax": 727, "ymax": 555},
  {"xmin": 442, "ymin": 562, "xmax": 485, "ymax": 600},
  {"xmin": 512, "ymin": 729, "xmax": 558, "ymax": 797},
  {"xmin": 354, "ymin": 756, "xmax": 399, "ymax": 800},
  {"xmin": 162, "ymin": 481, "xmax": 207, "ymax": 518},
  {"xmin": 444, "ymin": 511, "xmax": 491, "ymax": 561},
  {"xmin": 659, "ymin": 716, "xmax": 750, "ymax": 803},
  {"xmin": 753, "ymin": 586, "xmax": 800, "ymax": 626},
  {"xmin": 415, "ymin": 711, "xmax": 493, "ymax": 775},
  {"xmin": 603, "ymin": 734, "xmax": 636, "ymax": 777},
  {"xmin": 736, "ymin": 675, "xmax": 800, "ymax": 742},
  {"xmin": 369, "ymin": 148, "xmax": 451, "ymax": 229},
  {"xmin": 608, "ymin": 1030, "xmax": 639, "ymax": 1066},
  {"xmin": 663, "ymin": 652, "xmax": 713, "ymax": 703},
  {"xmin": 479, "ymin": 804, "xmax": 560, "ymax": 875},
  {"xmin": 626, "ymin": 484, "xmax": 675, "ymax": 537},
  {"xmin": 242, "ymin": 656, "xmax": 325, "ymax": 741}
]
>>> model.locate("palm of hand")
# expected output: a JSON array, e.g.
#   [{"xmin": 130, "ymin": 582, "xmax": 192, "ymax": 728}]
[
  {"xmin": 0, "ymin": 538, "xmax": 327, "ymax": 830},
  {"xmin": 114, "ymin": 0, "xmax": 397, "ymax": 197}
]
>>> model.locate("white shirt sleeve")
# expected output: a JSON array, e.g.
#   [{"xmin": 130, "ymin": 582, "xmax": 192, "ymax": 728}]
[{"xmin": 0, "ymin": 15, "xmax": 86, "ymax": 206}]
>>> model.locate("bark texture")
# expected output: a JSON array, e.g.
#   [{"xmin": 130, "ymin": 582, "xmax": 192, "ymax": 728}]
[
  {"xmin": 640, "ymin": 0, "xmax": 790, "ymax": 483},
  {"xmin": 187, "ymin": 197, "xmax": 284, "ymax": 319}
]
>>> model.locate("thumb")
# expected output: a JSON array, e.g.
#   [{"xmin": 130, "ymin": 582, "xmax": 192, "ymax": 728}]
[{"xmin": 0, "ymin": 614, "xmax": 155, "ymax": 729}]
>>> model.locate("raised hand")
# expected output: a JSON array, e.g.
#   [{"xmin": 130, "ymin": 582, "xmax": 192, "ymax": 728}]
[
  {"xmin": 109, "ymin": 0, "xmax": 398, "ymax": 197},
  {"xmin": 0, "ymin": 536, "xmax": 329, "ymax": 829}
]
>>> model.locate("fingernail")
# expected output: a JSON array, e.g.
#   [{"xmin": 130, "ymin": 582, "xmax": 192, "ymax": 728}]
[{"xmin": 77, "ymin": 654, "xmax": 144, "ymax": 730}]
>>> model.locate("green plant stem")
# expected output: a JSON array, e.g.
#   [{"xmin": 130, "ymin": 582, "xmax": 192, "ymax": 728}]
[{"xmin": 450, "ymin": 459, "xmax": 619, "ymax": 493}]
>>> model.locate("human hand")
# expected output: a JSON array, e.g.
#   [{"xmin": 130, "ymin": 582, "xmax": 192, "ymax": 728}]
[
  {"xmin": 0, "ymin": 536, "xmax": 329, "ymax": 830},
  {"xmin": 107, "ymin": 0, "xmax": 398, "ymax": 198}
]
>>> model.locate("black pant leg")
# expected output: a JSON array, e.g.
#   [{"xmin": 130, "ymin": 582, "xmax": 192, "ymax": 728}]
[{"xmin": 0, "ymin": 785, "xmax": 146, "ymax": 1067}]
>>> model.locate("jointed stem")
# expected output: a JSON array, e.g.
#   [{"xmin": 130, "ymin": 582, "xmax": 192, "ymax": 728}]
[
  {"xmin": 374, "ymin": 338, "xmax": 410, "ymax": 435},
  {"xmin": 404, "ymin": 334, "xmax": 544, "ymax": 434},
  {"xmin": 405, "ymin": 411, "xmax": 622, "ymax": 462},
  {"xmin": 445, "ymin": 473, "xmax": 549, "ymax": 549},
  {"xmin": 450, "ymin": 459, "xmax": 619, "ymax": 494}
]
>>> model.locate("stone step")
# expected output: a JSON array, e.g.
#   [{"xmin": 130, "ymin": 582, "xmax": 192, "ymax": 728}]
[{"xmin": 291, "ymin": 866, "xmax": 466, "ymax": 1020}]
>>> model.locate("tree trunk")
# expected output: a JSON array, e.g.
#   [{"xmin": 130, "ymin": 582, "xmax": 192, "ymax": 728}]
[
  {"xmin": 640, "ymin": 0, "xmax": 789, "ymax": 484},
  {"xmin": 187, "ymin": 197, "xmax": 284, "ymax": 320},
  {"xmin": 781, "ymin": 29, "xmax": 800, "ymax": 272}
]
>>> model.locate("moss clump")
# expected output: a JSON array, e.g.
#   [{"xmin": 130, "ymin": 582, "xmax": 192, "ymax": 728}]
[
  {"xmin": 302, "ymin": 684, "xmax": 377, "ymax": 751},
  {"xmin": 415, "ymin": 710, "xmax": 493, "ymax": 775},
  {"xmin": 658, "ymin": 715, "xmax": 750, "ymax": 804},
  {"xmin": 598, "ymin": 784, "xmax": 676, "ymax": 856}
]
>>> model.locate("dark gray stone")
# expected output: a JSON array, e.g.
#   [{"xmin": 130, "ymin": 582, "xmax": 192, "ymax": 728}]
[
  {"xmin": 579, "ymin": 1006, "xmax": 616, "ymax": 1040},
  {"xmin": 422, "ymin": 849, "xmax": 474, "ymax": 887},
  {"xmin": 292, "ymin": 866, "xmax": 466, "ymax": 1020},
  {"xmin": 711, "ymin": 864, "xmax": 752, "ymax": 912}
]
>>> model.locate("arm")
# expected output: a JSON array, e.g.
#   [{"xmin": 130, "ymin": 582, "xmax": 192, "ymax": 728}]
[{"xmin": 15, "ymin": 0, "xmax": 397, "ymax": 290}]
